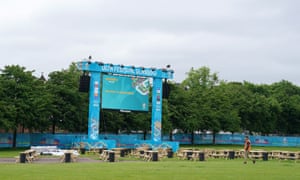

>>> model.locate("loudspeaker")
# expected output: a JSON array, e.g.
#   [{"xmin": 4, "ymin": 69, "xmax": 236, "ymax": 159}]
[
  {"xmin": 79, "ymin": 75, "xmax": 90, "ymax": 92},
  {"xmin": 163, "ymin": 81, "xmax": 170, "ymax": 99}
]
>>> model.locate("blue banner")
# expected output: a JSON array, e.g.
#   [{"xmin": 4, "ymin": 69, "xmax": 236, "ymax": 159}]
[
  {"xmin": 88, "ymin": 72, "xmax": 101, "ymax": 140},
  {"xmin": 151, "ymin": 78, "xmax": 163, "ymax": 142},
  {"xmin": 1, "ymin": 133, "xmax": 300, "ymax": 150}
]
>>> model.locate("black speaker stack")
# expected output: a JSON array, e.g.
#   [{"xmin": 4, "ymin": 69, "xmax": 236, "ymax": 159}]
[{"xmin": 79, "ymin": 74, "xmax": 90, "ymax": 93}]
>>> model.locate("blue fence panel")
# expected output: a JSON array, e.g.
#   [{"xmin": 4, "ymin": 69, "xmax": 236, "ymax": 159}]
[
  {"xmin": 99, "ymin": 134, "xmax": 143, "ymax": 148},
  {"xmin": 0, "ymin": 133, "xmax": 12, "ymax": 148},
  {"xmin": 0, "ymin": 133, "xmax": 31, "ymax": 148},
  {"xmin": 194, "ymin": 134, "xmax": 213, "ymax": 144},
  {"xmin": 215, "ymin": 134, "xmax": 244, "ymax": 145},
  {"xmin": 16, "ymin": 133, "xmax": 30, "ymax": 147},
  {"xmin": 1, "ymin": 133, "xmax": 300, "ymax": 149},
  {"xmin": 173, "ymin": 134, "xmax": 192, "ymax": 145},
  {"xmin": 251, "ymin": 136, "xmax": 300, "ymax": 147}
]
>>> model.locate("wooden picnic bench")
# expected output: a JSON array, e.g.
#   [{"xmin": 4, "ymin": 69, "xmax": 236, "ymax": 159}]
[
  {"xmin": 15, "ymin": 149, "xmax": 39, "ymax": 163},
  {"xmin": 60, "ymin": 150, "xmax": 78, "ymax": 163}
]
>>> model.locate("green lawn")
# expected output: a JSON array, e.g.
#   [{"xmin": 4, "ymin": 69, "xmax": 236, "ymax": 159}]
[
  {"xmin": 1, "ymin": 146, "xmax": 299, "ymax": 180},
  {"xmin": 0, "ymin": 159, "xmax": 299, "ymax": 180},
  {"xmin": 0, "ymin": 148, "xmax": 27, "ymax": 158}
]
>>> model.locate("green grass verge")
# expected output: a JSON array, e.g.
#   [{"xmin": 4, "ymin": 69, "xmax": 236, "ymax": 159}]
[
  {"xmin": 0, "ymin": 158, "xmax": 299, "ymax": 180},
  {"xmin": 1, "ymin": 146, "xmax": 300, "ymax": 180},
  {"xmin": 0, "ymin": 148, "xmax": 27, "ymax": 158}
]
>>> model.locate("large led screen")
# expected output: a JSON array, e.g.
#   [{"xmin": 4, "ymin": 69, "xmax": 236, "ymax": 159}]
[{"xmin": 101, "ymin": 75, "xmax": 150, "ymax": 111}]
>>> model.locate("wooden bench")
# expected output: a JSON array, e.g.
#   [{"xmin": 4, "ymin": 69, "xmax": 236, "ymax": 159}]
[
  {"xmin": 16, "ymin": 149, "xmax": 39, "ymax": 163},
  {"xmin": 60, "ymin": 150, "xmax": 78, "ymax": 163},
  {"xmin": 250, "ymin": 150, "xmax": 266, "ymax": 160},
  {"xmin": 211, "ymin": 150, "xmax": 226, "ymax": 159},
  {"xmin": 279, "ymin": 151, "xmax": 299, "ymax": 163},
  {"xmin": 99, "ymin": 150, "xmax": 111, "ymax": 161}
]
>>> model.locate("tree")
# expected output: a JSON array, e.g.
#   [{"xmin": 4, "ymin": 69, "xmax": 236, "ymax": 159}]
[
  {"xmin": 0, "ymin": 65, "xmax": 38, "ymax": 147},
  {"xmin": 210, "ymin": 83, "xmax": 241, "ymax": 134},
  {"xmin": 179, "ymin": 66, "xmax": 220, "ymax": 144},
  {"xmin": 270, "ymin": 80, "xmax": 300, "ymax": 134},
  {"xmin": 235, "ymin": 82, "xmax": 281, "ymax": 135},
  {"xmin": 25, "ymin": 74, "xmax": 53, "ymax": 133},
  {"xmin": 46, "ymin": 63, "xmax": 89, "ymax": 134},
  {"xmin": 182, "ymin": 67, "xmax": 219, "ymax": 90},
  {"xmin": 101, "ymin": 110, "xmax": 124, "ymax": 134},
  {"xmin": 168, "ymin": 82, "xmax": 194, "ymax": 132},
  {"xmin": 0, "ymin": 81, "xmax": 15, "ymax": 131}
]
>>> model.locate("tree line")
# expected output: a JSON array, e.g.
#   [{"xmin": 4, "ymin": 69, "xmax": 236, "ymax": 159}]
[{"xmin": 1, "ymin": 63, "xmax": 300, "ymax": 146}]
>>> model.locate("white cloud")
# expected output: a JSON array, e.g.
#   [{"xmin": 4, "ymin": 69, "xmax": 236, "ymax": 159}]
[{"xmin": 1, "ymin": 0, "xmax": 300, "ymax": 84}]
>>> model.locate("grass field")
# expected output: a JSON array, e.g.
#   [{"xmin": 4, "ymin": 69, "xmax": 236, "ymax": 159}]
[
  {"xmin": 0, "ymin": 146, "xmax": 299, "ymax": 180},
  {"xmin": 0, "ymin": 158, "xmax": 299, "ymax": 180}
]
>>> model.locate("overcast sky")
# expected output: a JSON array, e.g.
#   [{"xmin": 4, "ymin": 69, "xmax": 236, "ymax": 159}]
[{"xmin": 1, "ymin": 0, "xmax": 300, "ymax": 84}]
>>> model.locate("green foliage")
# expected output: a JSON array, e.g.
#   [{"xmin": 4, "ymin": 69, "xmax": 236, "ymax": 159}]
[
  {"xmin": 0, "ymin": 65, "xmax": 51, "ymax": 146},
  {"xmin": 46, "ymin": 63, "xmax": 89, "ymax": 133},
  {"xmin": 167, "ymin": 67, "xmax": 300, "ymax": 137},
  {"xmin": 2, "ymin": 63, "xmax": 300, "ymax": 137}
]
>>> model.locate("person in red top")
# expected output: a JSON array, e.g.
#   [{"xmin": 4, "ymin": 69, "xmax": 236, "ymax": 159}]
[{"xmin": 244, "ymin": 136, "xmax": 255, "ymax": 164}]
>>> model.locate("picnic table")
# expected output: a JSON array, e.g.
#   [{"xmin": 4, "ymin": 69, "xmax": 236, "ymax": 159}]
[
  {"xmin": 16, "ymin": 149, "xmax": 39, "ymax": 163},
  {"xmin": 60, "ymin": 150, "xmax": 78, "ymax": 163}
]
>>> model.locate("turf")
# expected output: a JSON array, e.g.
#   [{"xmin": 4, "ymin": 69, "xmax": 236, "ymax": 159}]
[
  {"xmin": 1, "ymin": 146, "xmax": 299, "ymax": 179},
  {"xmin": 0, "ymin": 148, "xmax": 27, "ymax": 158},
  {"xmin": 0, "ymin": 158, "xmax": 299, "ymax": 180}
]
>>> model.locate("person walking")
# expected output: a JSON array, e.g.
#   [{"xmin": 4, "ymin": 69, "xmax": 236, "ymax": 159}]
[{"xmin": 244, "ymin": 136, "xmax": 255, "ymax": 164}]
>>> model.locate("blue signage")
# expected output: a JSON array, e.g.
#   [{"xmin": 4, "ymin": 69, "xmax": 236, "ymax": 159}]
[
  {"xmin": 102, "ymin": 75, "xmax": 150, "ymax": 111},
  {"xmin": 77, "ymin": 61, "xmax": 173, "ymax": 79}
]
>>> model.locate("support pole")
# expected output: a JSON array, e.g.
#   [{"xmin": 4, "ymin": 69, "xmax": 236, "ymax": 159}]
[
  {"xmin": 88, "ymin": 72, "xmax": 101, "ymax": 140},
  {"xmin": 151, "ymin": 77, "xmax": 163, "ymax": 142}
]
